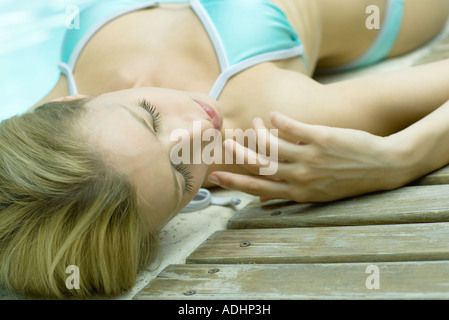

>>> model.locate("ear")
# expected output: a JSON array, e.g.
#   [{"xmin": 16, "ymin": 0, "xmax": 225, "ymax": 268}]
[{"xmin": 52, "ymin": 94, "xmax": 88, "ymax": 102}]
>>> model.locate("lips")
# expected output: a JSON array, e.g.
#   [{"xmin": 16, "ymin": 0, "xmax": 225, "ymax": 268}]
[{"xmin": 194, "ymin": 100, "xmax": 221, "ymax": 131}]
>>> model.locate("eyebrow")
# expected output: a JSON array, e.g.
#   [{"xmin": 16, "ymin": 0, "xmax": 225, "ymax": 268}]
[{"xmin": 118, "ymin": 104, "xmax": 183, "ymax": 208}]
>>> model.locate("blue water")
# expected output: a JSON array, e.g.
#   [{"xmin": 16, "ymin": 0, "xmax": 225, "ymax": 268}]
[{"xmin": 0, "ymin": 0, "xmax": 97, "ymax": 121}]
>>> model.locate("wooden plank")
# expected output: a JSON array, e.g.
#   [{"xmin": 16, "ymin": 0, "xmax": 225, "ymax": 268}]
[
  {"xmin": 227, "ymin": 185, "xmax": 449, "ymax": 229},
  {"xmin": 133, "ymin": 262, "xmax": 449, "ymax": 300},
  {"xmin": 413, "ymin": 165, "xmax": 449, "ymax": 186},
  {"xmin": 187, "ymin": 222, "xmax": 449, "ymax": 264}
]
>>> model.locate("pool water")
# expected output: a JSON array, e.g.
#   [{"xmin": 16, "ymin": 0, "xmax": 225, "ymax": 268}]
[{"xmin": 0, "ymin": 0, "xmax": 97, "ymax": 121}]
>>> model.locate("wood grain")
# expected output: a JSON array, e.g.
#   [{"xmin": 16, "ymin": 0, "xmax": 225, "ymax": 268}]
[
  {"xmin": 413, "ymin": 165, "xmax": 449, "ymax": 186},
  {"xmin": 187, "ymin": 222, "xmax": 449, "ymax": 264},
  {"xmin": 134, "ymin": 262, "xmax": 449, "ymax": 300},
  {"xmin": 228, "ymin": 185, "xmax": 449, "ymax": 229}
]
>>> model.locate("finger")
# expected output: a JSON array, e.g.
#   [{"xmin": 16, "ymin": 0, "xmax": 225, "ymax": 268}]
[
  {"xmin": 259, "ymin": 196, "xmax": 278, "ymax": 202},
  {"xmin": 270, "ymin": 112, "xmax": 319, "ymax": 144},
  {"xmin": 225, "ymin": 136, "xmax": 297, "ymax": 179},
  {"xmin": 224, "ymin": 139, "xmax": 275, "ymax": 176},
  {"xmin": 252, "ymin": 117, "xmax": 277, "ymax": 157},
  {"xmin": 208, "ymin": 171, "xmax": 292, "ymax": 200},
  {"xmin": 253, "ymin": 117, "xmax": 307, "ymax": 163}
]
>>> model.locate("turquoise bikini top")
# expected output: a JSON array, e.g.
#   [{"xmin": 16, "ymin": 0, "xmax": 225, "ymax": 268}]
[
  {"xmin": 59, "ymin": 0, "xmax": 306, "ymax": 99},
  {"xmin": 59, "ymin": 0, "xmax": 405, "ymax": 96},
  {"xmin": 318, "ymin": 0, "xmax": 405, "ymax": 73}
]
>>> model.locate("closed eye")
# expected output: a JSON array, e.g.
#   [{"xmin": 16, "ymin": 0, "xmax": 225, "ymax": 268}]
[
  {"xmin": 173, "ymin": 163, "xmax": 194, "ymax": 195},
  {"xmin": 137, "ymin": 99, "xmax": 194, "ymax": 195},
  {"xmin": 139, "ymin": 98, "xmax": 161, "ymax": 132}
]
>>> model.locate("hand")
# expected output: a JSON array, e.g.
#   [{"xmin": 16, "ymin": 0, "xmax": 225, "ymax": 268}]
[{"xmin": 208, "ymin": 112, "xmax": 411, "ymax": 202}]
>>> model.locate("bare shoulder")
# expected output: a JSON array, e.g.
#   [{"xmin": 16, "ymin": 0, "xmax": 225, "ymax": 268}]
[{"xmin": 219, "ymin": 63, "xmax": 329, "ymax": 133}]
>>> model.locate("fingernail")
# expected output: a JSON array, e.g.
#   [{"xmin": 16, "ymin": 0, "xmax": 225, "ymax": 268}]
[
  {"xmin": 253, "ymin": 117, "xmax": 263, "ymax": 125},
  {"xmin": 270, "ymin": 112, "xmax": 276, "ymax": 119},
  {"xmin": 208, "ymin": 175, "xmax": 221, "ymax": 185}
]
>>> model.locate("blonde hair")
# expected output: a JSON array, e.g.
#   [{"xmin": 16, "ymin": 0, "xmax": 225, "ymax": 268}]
[{"xmin": 0, "ymin": 99, "xmax": 159, "ymax": 299}]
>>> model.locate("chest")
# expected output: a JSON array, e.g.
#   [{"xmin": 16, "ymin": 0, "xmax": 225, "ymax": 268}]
[{"xmin": 74, "ymin": 1, "xmax": 317, "ymax": 100}]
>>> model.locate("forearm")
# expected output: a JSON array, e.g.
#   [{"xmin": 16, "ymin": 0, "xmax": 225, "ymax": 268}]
[
  {"xmin": 388, "ymin": 99, "xmax": 449, "ymax": 185},
  {"xmin": 325, "ymin": 59, "xmax": 449, "ymax": 136}
]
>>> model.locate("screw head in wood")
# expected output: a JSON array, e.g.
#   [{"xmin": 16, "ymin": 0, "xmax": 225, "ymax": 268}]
[
  {"xmin": 183, "ymin": 290, "xmax": 196, "ymax": 296},
  {"xmin": 240, "ymin": 241, "xmax": 251, "ymax": 247}
]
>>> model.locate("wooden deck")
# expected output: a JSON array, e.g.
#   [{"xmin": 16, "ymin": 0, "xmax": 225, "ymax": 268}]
[{"xmin": 134, "ymin": 166, "xmax": 449, "ymax": 300}]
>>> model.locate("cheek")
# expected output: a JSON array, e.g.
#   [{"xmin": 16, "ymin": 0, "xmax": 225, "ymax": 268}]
[
  {"xmin": 192, "ymin": 163, "xmax": 210, "ymax": 187},
  {"xmin": 175, "ymin": 114, "xmax": 203, "ymax": 127}
]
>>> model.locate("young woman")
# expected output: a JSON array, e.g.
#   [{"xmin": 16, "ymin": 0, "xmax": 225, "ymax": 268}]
[{"xmin": 1, "ymin": 0, "xmax": 449, "ymax": 299}]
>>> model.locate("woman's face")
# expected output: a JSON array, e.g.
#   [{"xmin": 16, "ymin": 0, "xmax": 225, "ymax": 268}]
[{"xmin": 79, "ymin": 87, "xmax": 223, "ymax": 230}]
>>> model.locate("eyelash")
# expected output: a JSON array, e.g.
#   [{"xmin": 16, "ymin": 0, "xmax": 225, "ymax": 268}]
[
  {"xmin": 139, "ymin": 98, "xmax": 194, "ymax": 195},
  {"xmin": 139, "ymin": 98, "xmax": 161, "ymax": 132},
  {"xmin": 174, "ymin": 164, "xmax": 194, "ymax": 195}
]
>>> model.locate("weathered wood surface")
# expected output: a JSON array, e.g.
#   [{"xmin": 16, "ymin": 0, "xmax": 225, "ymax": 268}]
[
  {"xmin": 134, "ymin": 262, "xmax": 449, "ymax": 300},
  {"xmin": 413, "ymin": 165, "xmax": 449, "ymax": 186},
  {"xmin": 228, "ymin": 185, "xmax": 449, "ymax": 229},
  {"xmin": 187, "ymin": 222, "xmax": 449, "ymax": 264}
]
